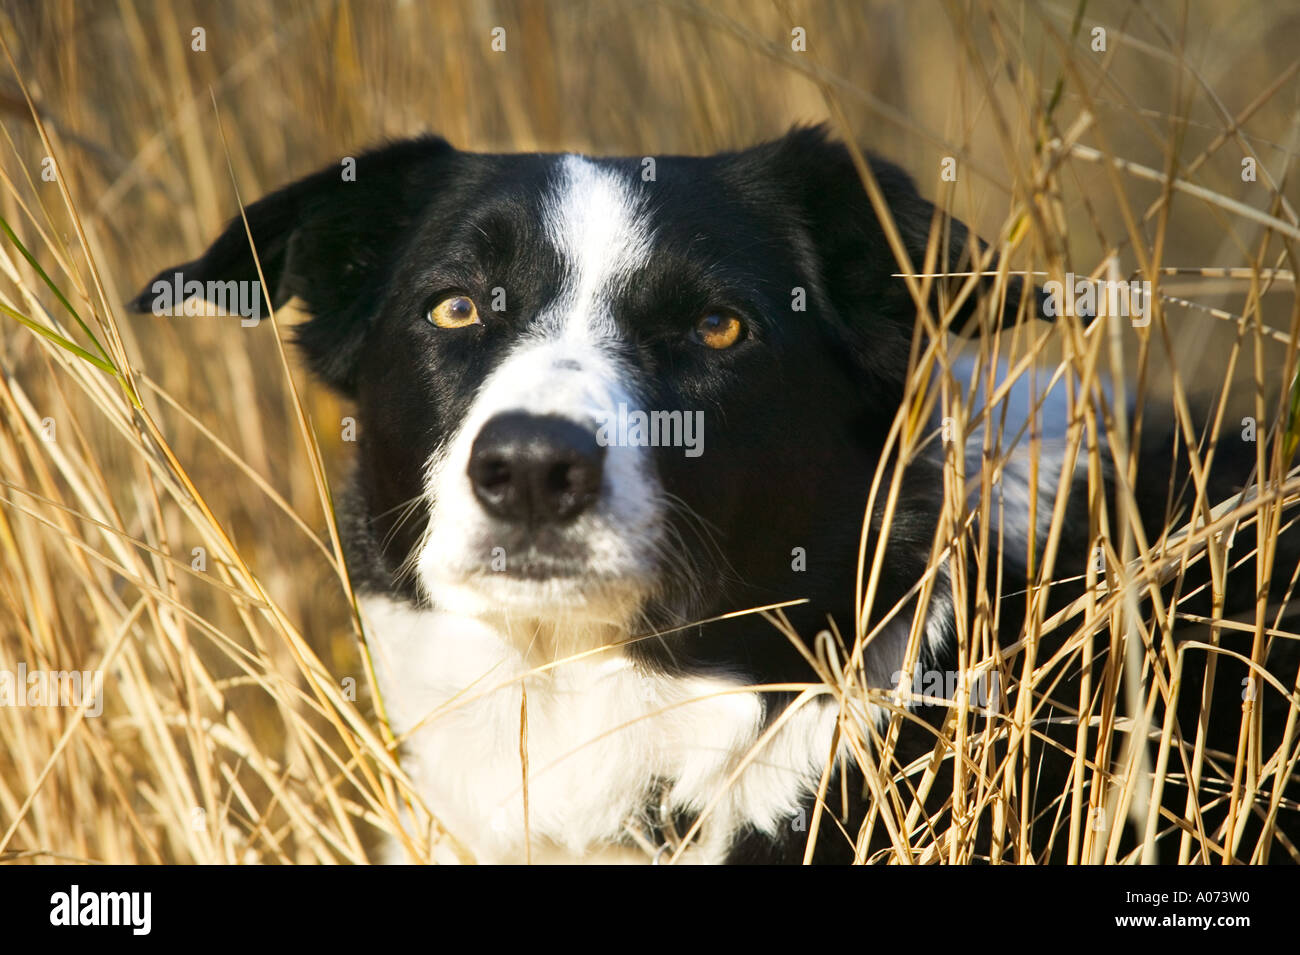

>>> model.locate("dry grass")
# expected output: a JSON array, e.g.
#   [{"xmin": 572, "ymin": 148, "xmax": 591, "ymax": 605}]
[{"xmin": 0, "ymin": 0, "xmax": 1297, "ymax": 864}]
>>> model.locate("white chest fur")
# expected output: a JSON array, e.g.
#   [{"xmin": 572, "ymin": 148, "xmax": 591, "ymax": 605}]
[{"xmin": 359, "ymin": 595, "xmax": 837, "ymax": 863}]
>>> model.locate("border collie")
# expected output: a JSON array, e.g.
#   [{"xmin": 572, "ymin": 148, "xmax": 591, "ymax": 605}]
[{"xmin": 132, "ymin": 127, "xmax": 1300, "ymax": 863}]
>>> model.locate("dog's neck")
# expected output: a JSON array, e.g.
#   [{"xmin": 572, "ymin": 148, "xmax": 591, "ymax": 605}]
[{"xmin": 358, "ymin": 592, "xmax": 840, "ymax": 863}]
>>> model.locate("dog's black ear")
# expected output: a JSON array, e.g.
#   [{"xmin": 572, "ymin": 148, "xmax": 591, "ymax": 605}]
[
  {"xmin": 128, "ymin": 136, "xmax": 457, "ymax": 395},
  {"xmin": 761, "ymin": 125, "xmax": 1042, "ymax": 341}
]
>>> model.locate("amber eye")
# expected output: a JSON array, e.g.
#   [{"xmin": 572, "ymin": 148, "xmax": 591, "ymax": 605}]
[
  {"xmin": 428, "ymin": 295, "xmax": 480, "ymax": 328},
  {"xmin": 693, "ymin": 312, "xmax": 744, "ymax": 349}
]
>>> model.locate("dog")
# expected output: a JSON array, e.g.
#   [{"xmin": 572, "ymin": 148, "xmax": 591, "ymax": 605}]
[{"xmin": 131, "ymin": 126, "xmax": 1300, "ymax": 863}]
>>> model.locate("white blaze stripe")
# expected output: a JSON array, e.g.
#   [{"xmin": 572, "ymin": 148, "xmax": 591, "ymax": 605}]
[{"xmin": 539, "ymin": 155, "xmax": 653, "ymax": 340}]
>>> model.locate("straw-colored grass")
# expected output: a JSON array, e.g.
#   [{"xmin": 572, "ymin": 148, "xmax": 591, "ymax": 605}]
[{"xmin": 0, "ymin": 0, "xmax": 1297, "ymax": 864}]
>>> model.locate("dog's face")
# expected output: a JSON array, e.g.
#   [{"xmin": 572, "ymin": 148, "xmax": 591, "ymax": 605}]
[{"xmin": 132, "ymin": 128, "xmax": 1017, "ymax": 643}]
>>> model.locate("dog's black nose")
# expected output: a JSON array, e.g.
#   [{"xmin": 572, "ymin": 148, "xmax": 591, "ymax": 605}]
[{"xmin": 468, "ymin": 413, "xmax": 605, "ymax": 525}]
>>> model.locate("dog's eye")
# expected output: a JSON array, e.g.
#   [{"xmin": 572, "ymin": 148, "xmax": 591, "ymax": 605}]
[
  {"xmin": 428, "ymin": 295, "xmax": 480, "ymax": 329},
  {"xmin": 692, "ymin": 312, "xmax": 744, "ymax": 350}
]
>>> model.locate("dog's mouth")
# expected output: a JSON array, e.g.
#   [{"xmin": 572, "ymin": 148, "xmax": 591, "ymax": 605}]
[
  {"xmin": 476, "ymin": 545, "xmax": 594, "ymax": 581},
  {"xmin": 428, "ymin": 554, "xmax": 652, "ymax": 622}
]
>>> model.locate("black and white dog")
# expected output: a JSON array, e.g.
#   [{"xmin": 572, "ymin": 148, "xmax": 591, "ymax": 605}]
[{"xmin": 132, "ymin": 127, "xmax": 1300, "ymax": 863}]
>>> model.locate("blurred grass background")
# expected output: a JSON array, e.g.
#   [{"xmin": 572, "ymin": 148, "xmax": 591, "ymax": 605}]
[{"xmin": 0, "ymin": 0, "xmax": 1297, "ymax": 863}]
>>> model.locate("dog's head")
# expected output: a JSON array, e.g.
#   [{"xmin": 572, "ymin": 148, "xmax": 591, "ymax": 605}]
[{"xmin": 131, "ymin": 127, "xmax": 1034, "ymax": 644}]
